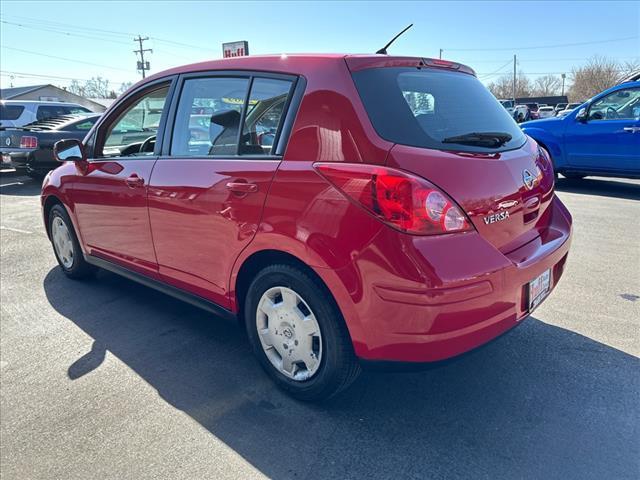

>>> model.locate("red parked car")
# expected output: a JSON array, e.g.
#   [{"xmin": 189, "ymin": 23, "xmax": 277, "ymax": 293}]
[{"xmin": 43, "ymin": 54, "xmax": 572, "ymax": 401}]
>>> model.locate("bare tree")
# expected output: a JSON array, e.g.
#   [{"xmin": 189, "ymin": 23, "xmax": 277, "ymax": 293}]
[
  {"xmin": 619, "ymin": 60, "xmax": 640, "ymax": 81},
  {"xmin": 67, "ymin": 79, "xmax": 86, "ymax": 97},
  {"xmin": 487, "ymin": 71, "xmax": 532, "ymax": 99},
  {"xmin": 532, "ymin": 75, "xmax": 562, "ymax": 96},
  {"xmin": 83, "ymin": 77, "xmax": 111, "ymax": 98},
  {"xmin": 568, "ymin": 56, "xmax": 622, "ymax": 102},
  {"xmin": 118, "ymin": 82, "xmax": 134, "ymax": 95}
]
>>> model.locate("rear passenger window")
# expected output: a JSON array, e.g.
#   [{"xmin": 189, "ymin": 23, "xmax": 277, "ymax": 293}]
[
  {"xmin": 171, "ymin": 77, "xmax": 250, "ymax": 156},
  {"xmin": 170, "ymin": 75, "xmax": 293, "ymax": 157},
  {"xmin": 0, "ymin": 105, "xmax": 25, "ymax": 120},
  {"xmin": 240, "ymin": 78, "xmax": 293, "ymax": 155}
]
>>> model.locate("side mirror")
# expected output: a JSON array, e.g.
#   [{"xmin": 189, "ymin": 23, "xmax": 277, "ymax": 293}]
[
  {"xmin": 575, "ymin": 107, "xmax": 588, "ymax": 122},
  {"xmin": 53, "ymin": 139, "xmax": 86, "ymax": 162}
]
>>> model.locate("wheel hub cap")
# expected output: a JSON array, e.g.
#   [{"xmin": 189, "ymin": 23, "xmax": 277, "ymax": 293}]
[
  {"xmin": 256, "ymin": 286, "xmax": 323, "ymax": 381},
  {"xmin": 51, "ymin": 216, "xmax": 74, "ymax": 269}
]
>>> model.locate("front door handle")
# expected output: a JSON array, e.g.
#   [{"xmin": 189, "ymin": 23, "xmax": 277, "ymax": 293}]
[
  {"xmin": 226, "ymin": 181, "xmax": 258, "ymax": 194},
  {"xmin": 623, "ymin": 126, "xmax": 640, "ymax": 133},
  {"xmin": 125, "ymin": 174, "xmax": 145, "ymax": 188}
]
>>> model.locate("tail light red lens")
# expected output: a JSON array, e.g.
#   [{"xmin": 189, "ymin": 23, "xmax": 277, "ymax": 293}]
[
  {"xmin": 315, "ymin": 163, "xmax": 472, "ymax": 235},
  {"xmin": 20, "ymin": 136, "xmax": 38, "ymax": 149}
]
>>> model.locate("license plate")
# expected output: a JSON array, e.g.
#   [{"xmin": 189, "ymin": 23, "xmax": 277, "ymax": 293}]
[
  {"xmin": 529, "ymin": 269, "xmax": 551, "ymax": 311},
  {"xmin": 1, "ymin": 154, "xmax": 10, "ymax": 164}
]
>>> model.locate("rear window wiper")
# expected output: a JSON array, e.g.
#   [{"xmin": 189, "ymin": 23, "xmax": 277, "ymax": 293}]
[{"xmin": 442, "ymin": 132, "xmax": 512, "ymax": 148}]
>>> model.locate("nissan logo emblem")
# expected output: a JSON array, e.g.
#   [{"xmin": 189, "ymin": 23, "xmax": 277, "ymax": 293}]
[{"xmin": 523, "ymin": 169, "xmax": 535, "ymax": 190}]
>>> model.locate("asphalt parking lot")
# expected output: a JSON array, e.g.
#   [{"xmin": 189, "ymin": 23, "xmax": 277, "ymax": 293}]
[{"xmin": 1, "ymin": 170, "xmax": 638, "ymax": 480}]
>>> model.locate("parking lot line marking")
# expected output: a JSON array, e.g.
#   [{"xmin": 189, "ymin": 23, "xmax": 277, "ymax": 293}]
[{"xmin": 0, "ymin": 225, "xmax": 33, "ymax": 234}]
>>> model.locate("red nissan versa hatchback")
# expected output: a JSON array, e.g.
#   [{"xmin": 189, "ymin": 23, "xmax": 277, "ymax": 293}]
[{"xmin": 43, "ymin": 54, "xmax": 572, "ymax": 401}]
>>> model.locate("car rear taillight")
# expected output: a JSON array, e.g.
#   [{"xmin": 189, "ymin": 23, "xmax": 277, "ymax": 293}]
[
  {"xmin": 20, "ymin": 136, "xmax": 38, "ymax": 149},
  {"xmin": 314, "ymin": 163, "xmax": 472, "ymax": 235}
]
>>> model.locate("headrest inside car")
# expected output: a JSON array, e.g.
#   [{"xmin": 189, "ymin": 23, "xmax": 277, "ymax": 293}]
[{"xmin": 210, "ymin": 109, "xmax": 241, "ymax": 127}]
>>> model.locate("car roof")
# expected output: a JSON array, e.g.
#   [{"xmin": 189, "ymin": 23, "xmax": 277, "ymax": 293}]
[{"xmin": 140, "ymin": 54, "xmax": 476, "ymax": 86}]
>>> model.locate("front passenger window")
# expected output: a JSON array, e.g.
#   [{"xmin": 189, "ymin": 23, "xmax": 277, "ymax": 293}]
[
  {"xmin": 99, "ymin": 85, "xmax": 169, "ymax": 158},
  {"xmin": 588, "ymin": 88, "xmax": 640, "ymax": 121}
]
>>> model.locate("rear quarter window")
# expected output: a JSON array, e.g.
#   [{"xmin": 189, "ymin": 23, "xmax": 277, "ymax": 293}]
[
  {"xmin": 351, "ymin": 67, "xmax": 526, "ymax": 153},
  {"xmin": 1, "ymin": 105, "xmax": 25, "ymax": 120}
]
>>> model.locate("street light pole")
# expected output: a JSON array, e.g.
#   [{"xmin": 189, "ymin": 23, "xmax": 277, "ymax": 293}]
[{"xmin": 561, "ymin": 73, "xmax": 566, "ymax": 97}]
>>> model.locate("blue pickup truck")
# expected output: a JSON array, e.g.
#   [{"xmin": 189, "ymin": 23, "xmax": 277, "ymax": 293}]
[{"xmin": 521, "ymin": 81, "xmax": 640, "ymax": 180}]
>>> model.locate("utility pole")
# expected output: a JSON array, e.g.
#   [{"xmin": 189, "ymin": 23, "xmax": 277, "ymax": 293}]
[
  {"xmin": 133, "ymin": 36, "xmax": 152, "ymax": 79},
  {"xmin": 561, "ymin": 73, "xmax": 566, "ymax": 97},
  {"xmin": 439, "ymin": 49, "xmax": 443, "ymax": 59},
  {"xmin": 512, "ymin": 54, "xmax": 517, "ymax": 104}
]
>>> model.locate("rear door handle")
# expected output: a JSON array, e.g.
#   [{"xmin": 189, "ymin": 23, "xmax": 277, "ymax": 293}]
[
  {"xmin": 125, "ymin": 174, "xmax": 145, "ymax": 188},
  {"xmin": 226, "ymin": 181, "xmax": 258, "ymax": 193},
  {"xmin": 623, "ymin": 126, "xmax": 640, "ymax": 133}
]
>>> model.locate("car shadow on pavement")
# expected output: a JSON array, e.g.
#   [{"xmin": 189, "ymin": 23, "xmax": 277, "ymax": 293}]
[
  {"xmin": 555, "ymin": 177, "xmax": 640, "ymax": 201},
  {"xmin": 43, "ymin": 267, "xmax": 639, "ymax": 480},
  {"xmin": 0, "ymin": 174, "xmax": 41, "ymax": 196}
]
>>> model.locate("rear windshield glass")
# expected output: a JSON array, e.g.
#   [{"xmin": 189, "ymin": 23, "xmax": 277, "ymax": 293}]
[
  {"xmin": 1, "ymin": 105, "xmax": 25, "ymax": 120},
  {"xmin": 351, "ymin": 67, "xmax": 526, "ymax": 153}
]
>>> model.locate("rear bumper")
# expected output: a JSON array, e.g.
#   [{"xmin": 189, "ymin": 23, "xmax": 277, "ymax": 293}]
[
  {"xmin": 332, "ymin": 195, "xmax": 572, "ymax": 363},
  {"xmin": 0, "ymin": 149, "xmax": 55, "ymax": 173}
]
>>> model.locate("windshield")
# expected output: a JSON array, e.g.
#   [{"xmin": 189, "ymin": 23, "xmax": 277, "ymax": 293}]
[{"xmin": 351, "ymin": 67, "xmax": 526, "ymax": 153}]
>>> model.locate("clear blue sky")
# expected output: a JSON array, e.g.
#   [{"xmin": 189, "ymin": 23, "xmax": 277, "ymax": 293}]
[{"xmin": 1, "ymin": 0, "xmax": 638, "ymax": 91}]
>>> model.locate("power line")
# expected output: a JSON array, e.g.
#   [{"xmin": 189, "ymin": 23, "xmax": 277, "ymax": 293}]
[
  {"xmin": 0, "ymin": 14, "xmax": 214, "ymax": 53},
  {"xmin": 0, "ymin": 70, "xmax": 130, "ymax": 85},
  {"xmin": 477, "ymin": 69, "xmax": 631, "ymax": 75},
  {"xmin": 462, "ymin": 56, "xmax": 640, "ymax": 63},
  {"xmin": 444, "ymin": 36, "xmax": 638, "ymax": 52},
  {"xmin": 0, "ymin": 20, "xmax": 132, "ymax": 46},
  {"xmin": 0, "ymin": 14, "xmax": 137, "ymax": 38},
  {"xmin": 0, "ymin": 19, "xmax": 203, "ymax": 62},
  {"xmin": 1, "ymin": 46, "xmax": 134, "ymax": 73},
  {"xmin": 478, "ymin": 59, "xmax": 514, "ymax": 79}
]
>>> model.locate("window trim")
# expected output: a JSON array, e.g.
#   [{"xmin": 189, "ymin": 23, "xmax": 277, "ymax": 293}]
[
  {"xmin": 159, "ymin": 69, "xmax": 302, "ymax": 160},
  {"xmin": 90, "ymin": 75, "xmax": 177, "ymax": 162}
]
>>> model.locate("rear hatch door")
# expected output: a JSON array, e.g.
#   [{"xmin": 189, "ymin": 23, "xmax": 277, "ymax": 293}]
[
  {"xmin": 350, "ymin": 62, "xmax": 554, "ymax": 252},
  {"xmin": 387, "ymin": 141, "xmax": 554, "ymax": 252}
]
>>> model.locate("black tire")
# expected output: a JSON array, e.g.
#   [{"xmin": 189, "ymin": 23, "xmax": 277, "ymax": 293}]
[
  {"xmin": 48, "ymin": 204, "xmax": 96, "ymax": 279},
  {"xmin": 244, "ymin": 264, "xmax": 361, "ymax": 401}
]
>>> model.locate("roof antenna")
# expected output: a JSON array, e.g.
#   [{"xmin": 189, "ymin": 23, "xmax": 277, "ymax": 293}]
[{"xmin": 376, "ymin": 24, "xmax": 413, "ymax": 55}]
